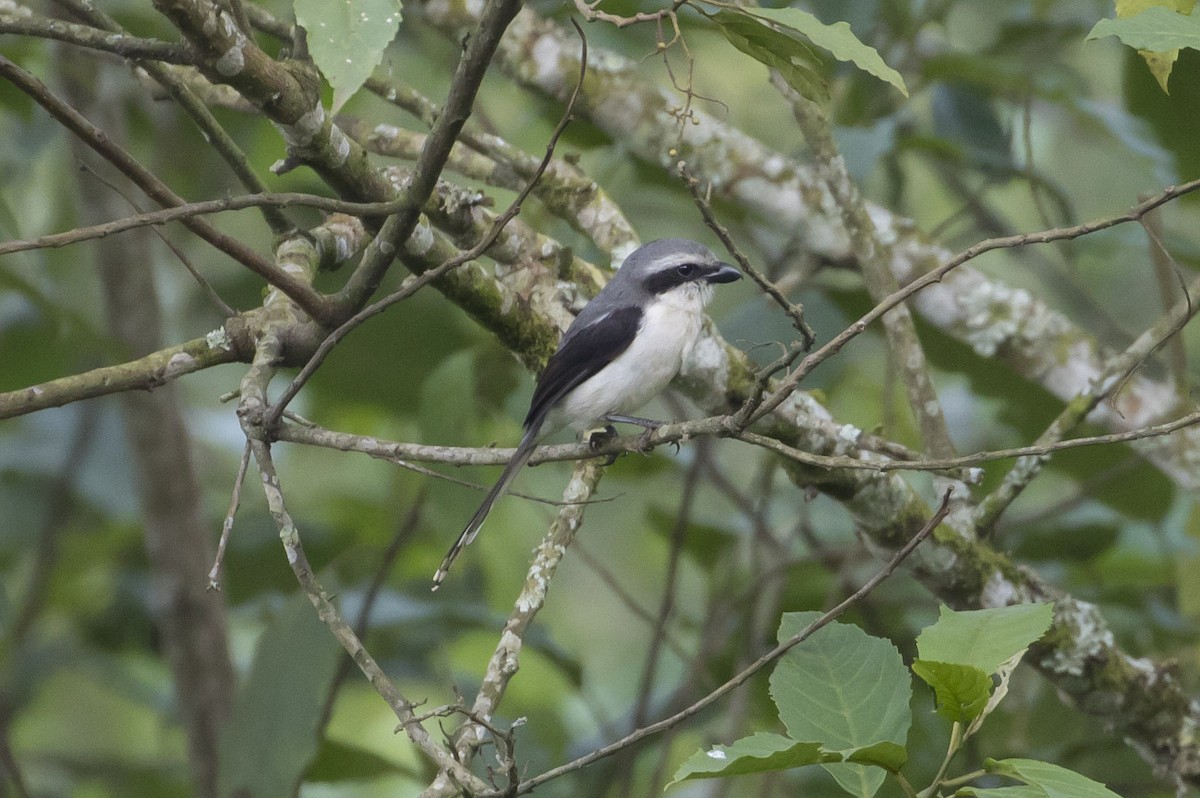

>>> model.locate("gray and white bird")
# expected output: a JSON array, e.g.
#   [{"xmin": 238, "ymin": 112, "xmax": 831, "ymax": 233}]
[{"xmin": 432, "ymin": 238, "xmax": 741, "ymax": 588}]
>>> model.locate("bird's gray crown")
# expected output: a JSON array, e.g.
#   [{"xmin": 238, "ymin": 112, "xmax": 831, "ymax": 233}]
[{"xmin": 615, "ymin": 238, "xmax": 741, "ymax": 296}]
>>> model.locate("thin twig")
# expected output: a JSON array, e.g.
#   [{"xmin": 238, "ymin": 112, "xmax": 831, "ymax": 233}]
[
  {"xmin": 678, "ymin": 163, "xmax": 815, "ymax": 348},
  {"xmin": 436, "ymin": 461, "xmax": 606, "ymax": 795},
  {"xmin": 207, "ymin": 441, "xmax": 251, "ymax": 590},
  {"xmin": 238, "ymin": 336, "xmax": 491, "ymax": 794},
  {"xmin": 0, "ymin": 11, "xmax": 195, "ymax": 62},
  {"xmin": 76, "ymin": 161, "xmax": 236, "ymax": 317},
  {"xmin": 275, "ymin": 407, "xmax": 1200, "ymax": 476}
]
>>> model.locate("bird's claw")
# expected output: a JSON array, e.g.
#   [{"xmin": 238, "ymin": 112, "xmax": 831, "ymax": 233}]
[{"xmin": 586, "ymin": 424, "xmax": 620, "ymax": 464}]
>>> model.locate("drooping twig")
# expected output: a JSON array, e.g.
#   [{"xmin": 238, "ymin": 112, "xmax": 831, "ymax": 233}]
[{"xmin": 746, "ymin": 176, "xmax": 1200, "ymax": 428}]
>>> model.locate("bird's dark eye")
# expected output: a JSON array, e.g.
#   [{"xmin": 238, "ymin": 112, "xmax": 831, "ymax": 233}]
[{"xmin": 676, "ymin": 263, "xmax": 697, "ymax": 278}]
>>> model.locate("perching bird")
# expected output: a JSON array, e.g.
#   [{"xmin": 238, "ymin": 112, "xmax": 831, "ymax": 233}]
[{"xmin": 432, "ymin": 238, "xmax": 741, "ymax": 588}]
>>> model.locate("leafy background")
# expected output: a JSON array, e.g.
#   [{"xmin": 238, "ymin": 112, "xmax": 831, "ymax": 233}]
[{"xmin": 1, "ymin": 0, "xmax": 1199, "ymax": 796}]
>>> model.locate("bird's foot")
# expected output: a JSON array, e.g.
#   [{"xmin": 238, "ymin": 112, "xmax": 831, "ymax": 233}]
[
  {"xmin": 586, "ymin": 424, "xmax": 620, "ymax": 464},
  {"xmin": 601, "ymin": 414, "xmax": 671, "ymax": 455}
]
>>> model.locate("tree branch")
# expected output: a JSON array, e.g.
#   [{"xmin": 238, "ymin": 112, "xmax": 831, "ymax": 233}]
[
  {"xmin": 0, "ymin": 334, "xmax": 238, "ymax": 420},
  {"xmin": 0, "ymin": 10, "xmax": 195, "ymax": 62}
]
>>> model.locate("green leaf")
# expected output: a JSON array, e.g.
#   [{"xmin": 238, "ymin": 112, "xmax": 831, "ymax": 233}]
[
  {"xmin": 915, "ymin": 604, "xmax": 1054, "ymax": 674},
  {"xmin": 1088, "ymin": 7, "xmax": 1200, "ymax": 53},
  {"xmin": 294, "ymin": 0, "xmax": 403, "ymax": 111},
  {"xmin": 1114, "ymin": 0, "xmax": 1198, "ymax": 90},
  {"xmin": 668, "ymin": 733, "xmax": 829, "ymax": 786},
  {"xmin": 911, "ymin": 660, "xmax": 993, "ymax": 723},
  {"xmin": 667, "ymin": 734, "xmax": 908, "ymax": 788},
  {"xmin": 712, "ymin": 11, "xmax": 830, "ymax": 106},
  {"xmin": 748, "ymin": 7, "xmax": 908, "ymax": 96},
  {"xmin": 843, "ymin": 740, "xmax": 908, "ymax": 772},
  {"xmin": 956, "ymin": 758, "xmax": 1123, "ymax": 798},
  {"xmin": 218, "ymin": 588, "xmax": 344, "ymax": 798},
  {"xmin": 770, "ymin": 613, "xmax": 911, "ymax": 798}
]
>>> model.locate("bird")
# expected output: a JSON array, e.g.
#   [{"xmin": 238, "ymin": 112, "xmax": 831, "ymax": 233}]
[{"xmin": 432, "ymin": 238, "xmax": 742, "ymax": 589}]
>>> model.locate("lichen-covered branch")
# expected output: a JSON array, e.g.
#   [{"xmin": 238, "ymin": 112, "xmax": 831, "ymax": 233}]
[{"xmin": 0, "ymin": 334, "xmax": 238, "ymax": 421}]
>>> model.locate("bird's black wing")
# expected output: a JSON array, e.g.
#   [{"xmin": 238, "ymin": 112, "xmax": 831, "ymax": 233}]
[{"xmin": 524, "ymin": 305, "xmax": 642, "ymax": 429}]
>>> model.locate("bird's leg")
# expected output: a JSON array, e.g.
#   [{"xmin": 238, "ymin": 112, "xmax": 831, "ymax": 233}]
[{"xmin": 602, "ymin": 414, "xmax": 671, "ymax": 453}]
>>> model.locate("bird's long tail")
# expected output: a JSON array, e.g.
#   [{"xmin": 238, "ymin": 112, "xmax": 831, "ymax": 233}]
[{"xmin": 432, "ymin": 426, "xmax": 541, "ymax": 590}]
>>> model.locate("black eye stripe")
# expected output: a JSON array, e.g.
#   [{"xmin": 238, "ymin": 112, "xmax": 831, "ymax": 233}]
[{"xmin": 643, "ymin": 262, "xmax": 707, "ymax": 294}]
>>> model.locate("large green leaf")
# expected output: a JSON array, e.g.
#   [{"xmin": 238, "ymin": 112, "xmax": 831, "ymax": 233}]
[
  {"xmin": 956, "ymin": 758, "xmax": 1123, "ymax": 798},
  {"xmin": 748, "ymin": 7, "xmax": 907, "ymax": 96},
  {"xmin": 1088, "ymin": 7, "xmax": 1200, "ymax": 53},
  {"xmin": 218, "ymin": 588, "xmax": 344, "ymax": 798},
  {"xmin": 915, "ymin": 604, "xmax": 1054, "ymax": 675},
  {"xmin": 770, "ymin": 613, "xmax": 911, "ymax": 797},
  {"xmin": 911, "ymin": 660, "xmax": 993, "ymax": 723},
  {"xmin": 294, "ymin": 0, "xmax": 403, "ymax": 111}
]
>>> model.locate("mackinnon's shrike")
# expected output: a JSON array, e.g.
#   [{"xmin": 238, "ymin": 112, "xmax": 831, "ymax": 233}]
[{"xmin": 433, "ymin": 238, "xmax": 741, "ymax": 588}]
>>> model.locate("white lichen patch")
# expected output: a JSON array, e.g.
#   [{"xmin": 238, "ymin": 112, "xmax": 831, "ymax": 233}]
[
  {"xmin": 215, "ymin": 44, "xmax": 244, "ymax": 76},
  {"xmin": 407, "ymin": 221, "xmax": 434, "ymax": 256},
  {"xmin": 866, "ymin": 202, "xmax": 899, "ymax": 246},
  {"xmin": 610, "ymin": 239, "xmax": 639, "ymax": 269},
  {"xmin": 163, "ymin": 352, "xmax": 197, "ymax": 378},
  {"xmin": 1041, "ymin": 598, "xmax": 1114, "ymax": 676},
  {"xmin": 762, "ymin": 154, "xmax": 786, "ymax": 180},
  {"xmin": 958, "ymin": 283, "xmax": 1031, "ymax": 357},
  {"xmin": 205, "ymin": 328, "xmax": 232, "ymax": 351},
  {"xmin": 979, "ymin": 568, "xmax": 1021, "ymax": 609},
  {"xmin": 328, "ymin": 125, "xmax": 351, "ymax": 166},
  {"xmin": 279, "ymin": 105, "xmax": 326, "ymax": 148}
]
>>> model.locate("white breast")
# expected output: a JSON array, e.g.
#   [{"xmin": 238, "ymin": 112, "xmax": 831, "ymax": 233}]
[{"xmin": 556, "ymin": 283, "xmax": 707, "ymax": 431}]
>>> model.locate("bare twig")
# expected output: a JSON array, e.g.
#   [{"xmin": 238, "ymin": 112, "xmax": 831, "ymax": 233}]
[
  {"xmin": 238, "ymin": 336, "xmax": 491, "ymax": 794},
  {"xmin": 437, "ymin": 461, "xmax": 607, "ymax": 794},
  {"xmin": 679, "ymin": 164, "xmax": 815, "ymax": 348},
  {"xmin": 0, "ymin": 334, "xmax": 238, "ymax": 421},
  {"xmin": 275, "ymin": 407, "xmax": 1200, "ymax": 476},
  {"xmin": 0, "ymin": 11, "xmax": 194, "ymax": 62},
  {"xmin": 207, "ymin": 441, "xmax": 251, "ymax": 590},
  {"xmin": 76, "ymin": 161, "xmax": 236, "ymax": 317}
]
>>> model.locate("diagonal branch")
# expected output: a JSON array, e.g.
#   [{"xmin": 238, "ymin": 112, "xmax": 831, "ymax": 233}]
[{"xmin": 0, "ymin": 335, "xmax": 238, "ymax": 421}]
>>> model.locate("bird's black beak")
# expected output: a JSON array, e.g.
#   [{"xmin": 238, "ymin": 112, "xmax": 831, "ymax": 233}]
[{"xmin": 706, "ymin": 263, "xmax": 742, "ymax": 284}]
